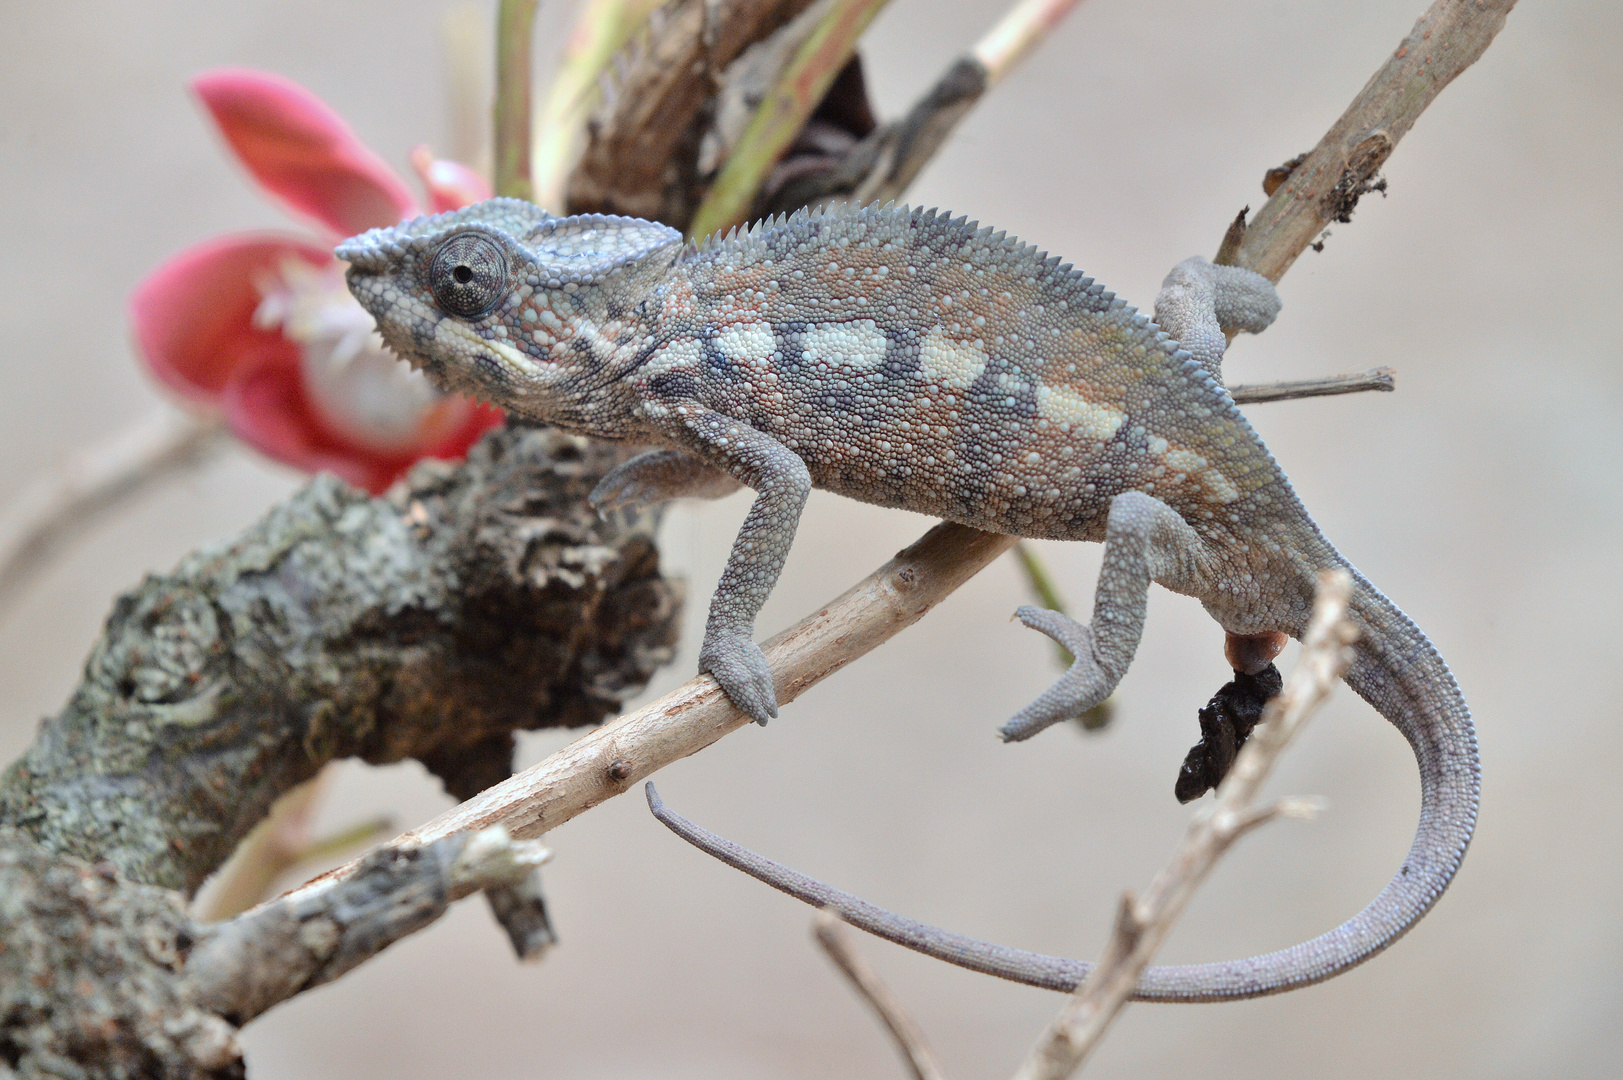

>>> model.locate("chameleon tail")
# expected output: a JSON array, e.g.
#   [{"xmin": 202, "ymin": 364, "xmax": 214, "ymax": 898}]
[{"xmin": 644, "ymin": 570, "xmax": 1479, "ymax": 1002}]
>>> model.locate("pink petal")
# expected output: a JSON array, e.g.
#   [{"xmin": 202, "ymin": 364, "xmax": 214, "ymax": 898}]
[
  {"xmin": 129, "ymin": 233, "xmax": 331, "ymax": 402},
  {"xmin": 194, "ymin": 69, "xmax": 418, "ymax": 237},
  {"xmin": 420, "ymin": 401, "xmax": 506, "ymax": 461},
  {"xmin": 410, "ymin": 145, "xmax": 492, "ymax": 213},
  {"xmin": 222, "ymin": 355, "xmax": 409, "ymax": 495}
]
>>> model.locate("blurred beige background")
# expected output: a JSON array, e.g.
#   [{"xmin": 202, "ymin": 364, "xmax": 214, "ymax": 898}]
[{"xmin": 2, "ymin": 1, "xmax": 1619, "ymax": 1077}]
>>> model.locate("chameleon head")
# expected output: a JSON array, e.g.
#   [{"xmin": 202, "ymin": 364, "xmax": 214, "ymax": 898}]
[{"xmin": 335, "ymin": 197, "xmax": 682, "ymax": 427}]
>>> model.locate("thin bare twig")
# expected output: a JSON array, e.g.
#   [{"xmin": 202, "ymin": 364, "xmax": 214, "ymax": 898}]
[
  {"xmin": 1011, "ymin": 571, "xmax": 1355, "ymax": 1080},
  {"xmin": 0, "ymin": 410, "xmax": 226, "ymax": 617},
  {"xmin": 1229, "ymin": 366, "xmax": 1395, "ymax": 404},
  {"xmin": 814, "ymin": 910, "xmax": 950, "ymax": 1080}
]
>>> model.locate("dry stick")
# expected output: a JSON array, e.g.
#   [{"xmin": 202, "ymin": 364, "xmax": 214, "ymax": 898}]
[
  {"xmin": 1011, "ymin": 571, "xmax": 1353, "ymax": 1080},
  {"xmin": 1229, "ymin": 366, "xmax": 1395, "ymax": 405},
  {"xmin": 0, "ymin": 410, "xmax": 226, "ymax": 616},
  {"xmin": 494, "ymin": 0, "xmax": 540, "ymax": 200},
  {"xmin": 277, "ymin": 0, "xmax": 1512, "ymax": 922},
  {"xmin": 1235, "ymin": 0, "xmax": 1518, "ymax": 283},
  {"xmin": 814, "ymin": 910, "xmax": 951, "ymax": 1080}
]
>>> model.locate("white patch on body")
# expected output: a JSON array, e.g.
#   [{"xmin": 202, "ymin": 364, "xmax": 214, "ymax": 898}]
[
  {"xmin": 920, "ymin": 326, "xmax": 987, "ymax": 388},
  {"xmin": 803, "ymin": 319, "xmax": 886, "ymax": 370},
  {"xmin": 1034, "ymin": 383, "xmax": 1125, "ymax": 441},
  {"xmin": 1162, "ymin": 446, "xmax": 1239, "ymax": 503},
  {"xmin": 642, "ymin": 337, "xmax": 704, "ymax": 376},
  {"xmin": 715, "ymin": 322, "xmax": 776, "ymax": 365}
]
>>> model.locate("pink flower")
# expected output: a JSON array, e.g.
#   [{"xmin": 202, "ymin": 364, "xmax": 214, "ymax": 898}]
[{"xmin": 130, "ymin": 69, "xmax": 503, "ymax": 495}]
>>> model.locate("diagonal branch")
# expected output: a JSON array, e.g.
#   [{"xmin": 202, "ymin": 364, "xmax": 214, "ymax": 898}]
[
  {"xmin": 814, "ymin": 910, "xmax": 950, "ymax": 1080},
  {"xmin": 274, "ymin": 0, "xmax": 1516, "ymax": 927},
  {"xmin": 279, "ymin": 524, "xmax": 1014, "ymax": 909},
  {"xmin": 0, "ymin": 410, "xmax": 227, "ymax": 617},
  {"xmin": 1234, "ymin": 0, "xmax": 1519, "ymax": 282}
]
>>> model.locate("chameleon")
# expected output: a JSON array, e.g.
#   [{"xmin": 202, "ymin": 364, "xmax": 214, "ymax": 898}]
[{"xmin": 335, "ymin": 197, "xmax": 1479, "ymax": 1002}]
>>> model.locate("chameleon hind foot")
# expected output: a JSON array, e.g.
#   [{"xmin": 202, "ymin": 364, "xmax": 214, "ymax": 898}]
[{"xmin": 999, "ymin": 605, "xmax": 1115, "ymax": 742}]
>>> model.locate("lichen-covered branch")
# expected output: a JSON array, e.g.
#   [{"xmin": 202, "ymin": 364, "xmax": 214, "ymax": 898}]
[
  {"xmin": 0, "ymin": 426, "xmax": 679, "ymax": 894},
  {"xmin": 0, "ymin": 821, "xmax": 553, "ymax": 1078},
  {"xmin": 278, "ymin": 524, "xmax": 1016, "ymax": 910},
  {"xmin": 0, "ymin": 828, "xmax": 243, "ymax": 1079},
  {"xmin": 185, "ymin": 826, "xmax": 550, "ymax": 1026}
]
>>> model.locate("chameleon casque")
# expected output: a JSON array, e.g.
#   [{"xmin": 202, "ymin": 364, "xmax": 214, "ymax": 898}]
[{"xmin": 336, "ymin": 197, "xmax": 1479, "ymax": 1002}]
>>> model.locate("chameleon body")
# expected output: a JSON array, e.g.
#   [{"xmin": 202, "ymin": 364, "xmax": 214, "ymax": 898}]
[{"xmin": 337, "ymin": 198, "xmax": 1479, "ymax": 1001}]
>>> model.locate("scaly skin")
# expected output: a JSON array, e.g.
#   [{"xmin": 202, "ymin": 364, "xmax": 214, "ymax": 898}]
[{"xmin": 337, "ymin": 198, "xmax": 1478, "ymax": 1001}]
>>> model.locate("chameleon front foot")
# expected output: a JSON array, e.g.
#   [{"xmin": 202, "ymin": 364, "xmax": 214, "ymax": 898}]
[
  {"xmin": 999, "ymin": 605, "xmax": 1115, "ymax": 742},
  {"xmin": 699, "ymin": 629, "xmax": 779, "ymax": 725},
  {"xmin": 588, "ymin": 449, "xmax": 742, "ymax": 515}
]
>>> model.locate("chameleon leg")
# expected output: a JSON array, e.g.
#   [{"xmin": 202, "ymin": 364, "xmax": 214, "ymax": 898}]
[
  {"xmin": 653, "ymin": 405, "xmax": 811, "ymax": 725},
  {"xmin": 589, "ymin": 449, "xmax": 744, "ymax": 514},
  {"xmin": 1000, "ymin": 491, "xmax": 1213, "ymax": 742},
  {"xmin": 1153, "ymin": 256, "xmax": 1281, "ymax": 380}
]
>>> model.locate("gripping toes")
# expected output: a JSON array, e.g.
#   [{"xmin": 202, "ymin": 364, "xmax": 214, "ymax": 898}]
[
  {"xmin": 999, "ymin": 606, "xmax": 1114, "ymax": 742},
  {"xmin": 589, "ymin": 449, "xmax": 742, "ymax": 515},
  {"xmin": 700, "ymin": 629, "xmax": 779, "ymax": 725}
]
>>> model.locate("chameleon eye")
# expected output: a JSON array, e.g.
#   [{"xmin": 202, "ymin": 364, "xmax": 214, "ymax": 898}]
[{"xmin": 429, "ymin": 233, "xmax": 510, "ymax": 318}]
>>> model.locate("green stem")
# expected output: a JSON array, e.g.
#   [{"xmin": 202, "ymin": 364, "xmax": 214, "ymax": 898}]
[
  {"xmin": 687, "ymin": 0, "xmax": 894, "ymax": 240},
  {"xmin": 1011, "ymin": 541, "xmax": 1072, "ymax": 667},
  {"xmin": 495, "ymin": 0, "xmax": 541, "ymax": 200},
  {"xmin": 532, "ymin": 0, "xmax": 664, "ymax": 209}
]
